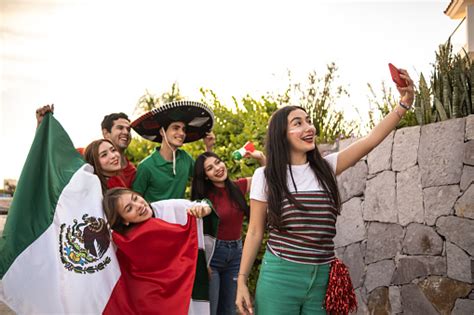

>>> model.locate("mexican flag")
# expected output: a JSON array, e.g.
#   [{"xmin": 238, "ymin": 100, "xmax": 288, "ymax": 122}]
[
  {"xmin": 0, "ymin": 113, "xmax": 121, "ymax": 313},
  {"xmin": 0, "ymin": 114, "xmax": 216, "ymax": 314}
]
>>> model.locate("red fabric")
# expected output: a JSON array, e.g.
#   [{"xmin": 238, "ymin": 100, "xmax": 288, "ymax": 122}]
[
  {"xmin": 107, "ymin": 176, "xmax": 128, "ymax": 189},
  {"xmin": 208, "ymin": 178, "xmax": 247, "ymax": 240},
  {"xmin": 107, "ymin": 159, "xmax": 136, "ymax": 189},
  {"xmin": 115, "ymin": 158, "xmax": 136, "ymax": 188},
  {"xmin": 103, "ymin": 216, "xmax": 198, "ymax": 315},
  {"xmin": 324, "ymin": 258, "xmax": 357, "ymax": 315}
]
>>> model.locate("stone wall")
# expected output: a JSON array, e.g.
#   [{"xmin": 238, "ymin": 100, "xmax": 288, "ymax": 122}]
[{"xmin": 335, "ymin": 115, "xmax": 474, "ymax": 314}]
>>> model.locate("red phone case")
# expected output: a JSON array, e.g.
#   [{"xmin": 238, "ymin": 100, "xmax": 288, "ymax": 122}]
[{"xmin": 388, "ymin": 63, "xmax": 407, "ymax": 87}]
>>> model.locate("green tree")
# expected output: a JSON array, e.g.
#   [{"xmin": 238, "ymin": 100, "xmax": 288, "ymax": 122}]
[
  {"xmin": 134, "ymin": 82, "xmax": 184, "ymax": 115},
  {"xmin": 366, "ymin": 82, "xmax": 418, "ymax": 130},
  {"xmin": 182, "ymin": 90, "xmax": 277, "ymax": 294},
  {"xmin": 275, "ymin": 63, "xmax": 355, "ymax": 144},
  {"xmin": 183, "ymin": 89, "xmax": 276, "ymax": 173},
  {"xmin": 124, "ymin": 82, "xmax": 184, "ymax": 164}
]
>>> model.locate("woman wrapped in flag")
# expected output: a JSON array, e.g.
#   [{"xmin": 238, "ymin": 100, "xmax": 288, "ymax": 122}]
[
  {"xmin": 83, "ymin": 138, "xmax": 219, "ymax": 314},
  {"xmin": 101, "ymin": 187, "xmax": 217, "ymax": 315}
]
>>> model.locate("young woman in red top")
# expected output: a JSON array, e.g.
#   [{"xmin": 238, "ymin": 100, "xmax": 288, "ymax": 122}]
[{"xmin": 191, "ymin": 151, "xmax": 265, "ymax": 315}]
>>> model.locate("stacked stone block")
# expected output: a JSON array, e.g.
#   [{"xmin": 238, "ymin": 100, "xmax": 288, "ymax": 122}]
[{"xmin": 335, "ymin": 115, "xmax": 474, "ymax": 314}]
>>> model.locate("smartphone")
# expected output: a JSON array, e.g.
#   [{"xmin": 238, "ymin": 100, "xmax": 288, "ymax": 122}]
[{"xmin": 388, "ymin": 63, "xmax": 407, "ymax": 87}]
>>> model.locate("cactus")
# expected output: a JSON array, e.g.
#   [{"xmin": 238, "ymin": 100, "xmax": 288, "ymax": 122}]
[
  {"xmin": 414, "ymin": 96, "xmax": 424, "ymax": 125},
  {"xmin": 422, "ymin": 76, "xmax": 432, "ymax": 123},
  {"xmin": 442, "ymin": 74, "xmax": 452, "ymax": 118},
  {"xmin": 460, "ymin": 71, "xmax": 470, "ymax": 116},
  {"xmin": 470, "ymin": 66, "xmax": 474, "ymax": 114},
  {"xmin": 423, "ymin": 39, "xmax": 473, "ymax": 124},
  {"xmin": 434, "ymin": 97, "xmax": 448, "ymax": 121}
]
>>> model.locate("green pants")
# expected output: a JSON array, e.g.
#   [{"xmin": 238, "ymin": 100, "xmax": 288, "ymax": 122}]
[{"xmin": 255, "ymin": 250, "xmax": 330, "ymax": 315}]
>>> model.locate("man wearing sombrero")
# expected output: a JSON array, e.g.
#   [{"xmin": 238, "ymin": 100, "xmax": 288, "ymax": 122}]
[{"xmin": 131, "ymin": 100, "xmax": 214, "ymax": 202}]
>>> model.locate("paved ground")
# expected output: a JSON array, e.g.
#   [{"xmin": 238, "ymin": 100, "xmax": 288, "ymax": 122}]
[
  {"xmin": 0, "ymin": 301, "xmax": 14, "ymax": 315},
  {"xmin": 0, "ymin": 215, "xmax": 14, "ymax": 314}
]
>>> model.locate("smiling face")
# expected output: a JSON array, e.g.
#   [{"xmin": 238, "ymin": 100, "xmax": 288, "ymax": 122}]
[
  {"xmin": 203, "ymin": 156, "xmax": 228, "ymax": 186},
  {"xmin": 98, "ymin": 141, "xmax": 121, "ymax": 176},
  {"xmin": 103, "ymin": 118, "xmax": 131, "ymax": 151},
  {"xmin": 161, "ymin": 121, "xmax": 186, "ymax": 149},
  {"xmin": 286, "ymin": 109, "xmax": 316, "ymax": 156},
  {"xmin": 115, "ymin": 192, "xmax": 153, "ymax": 225}
]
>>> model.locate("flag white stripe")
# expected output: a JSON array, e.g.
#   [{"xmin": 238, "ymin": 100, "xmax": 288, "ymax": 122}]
[{"xmin": 1, "ymin": 165, "xmax": 120, "ymax": 314}]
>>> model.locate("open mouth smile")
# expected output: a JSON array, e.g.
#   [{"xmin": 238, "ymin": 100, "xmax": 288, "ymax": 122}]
[{"xmin": 302, "ymin": 135, "xmax": 314, "ymax": 143}]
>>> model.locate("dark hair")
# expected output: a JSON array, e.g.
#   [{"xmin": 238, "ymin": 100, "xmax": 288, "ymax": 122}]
[
  {"xmin": 162, "ymin": 120, "xmax": 186, "ymax": 132},
  {"xmin": 101, "ymin": 112, "xmax": 130, "ymax": 132},
  {"xmin": 84, "ymin": 139, "xmax": 117, "ymax": 193},
  {"xmin": 103, "ymin": 187, "xmax": 138, "ymax": 234},
  {"xmin": 191, "ymin": 152, "xmax": 249, "ymax": 217},
  {"xmin": 264, "ymin": 106, "xmax": 341, "ymax": 228}
]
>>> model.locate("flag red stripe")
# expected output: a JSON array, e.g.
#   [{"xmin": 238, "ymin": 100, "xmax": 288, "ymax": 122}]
[{"xmin": 103, "ymin": 215, "xmax": 198, "ymax": 314}]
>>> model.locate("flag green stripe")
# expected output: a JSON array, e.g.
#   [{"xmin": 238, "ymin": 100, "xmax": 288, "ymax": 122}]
[
  {"xmin": 0, "ymin": 114, "xmax": 85, "ymax": 278},
  {"xmin": 202, "ymin": 199, "xmax": 219, "ymax": 237},
  {"xmin": 192, "ymin": 249, "xmax": 209, "ymax": 301},
  {"xmin": 192, "ymin": 203, "xmax": 219, "ymax": 301}
]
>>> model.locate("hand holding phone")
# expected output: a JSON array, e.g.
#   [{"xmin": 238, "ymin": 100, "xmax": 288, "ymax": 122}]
[{"xmin": 388, "ymin": 63, "xmax": 407, "ymax": 87}]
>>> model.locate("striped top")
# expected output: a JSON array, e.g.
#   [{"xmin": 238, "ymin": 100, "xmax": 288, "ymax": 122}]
[
  {"xmin": 267, "ymin": 190, "xmax": 337, "ymax": 264},
  {"xmin": 250, "ymin": 153, "xmax": 338, "ymax": 265}
]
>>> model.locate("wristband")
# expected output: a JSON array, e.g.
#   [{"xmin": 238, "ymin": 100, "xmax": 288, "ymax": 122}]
[
  {"xmin": 399, "ymin": 101, "xmax": 411, "ymax": 111},
  {"xmin": 394, "ymin": 107, "xmax": 403, "ymax": 119}
]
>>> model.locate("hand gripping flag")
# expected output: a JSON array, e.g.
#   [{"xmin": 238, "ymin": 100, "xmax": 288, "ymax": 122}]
[{"xmin": 0, "ymin": 113, "xmax": 121, "ymax": 314}]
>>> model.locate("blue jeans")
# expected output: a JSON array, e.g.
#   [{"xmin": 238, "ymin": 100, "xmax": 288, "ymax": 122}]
[{"xmin": 209, "ymin": 239, "xmax": 242, "ymax": 315}]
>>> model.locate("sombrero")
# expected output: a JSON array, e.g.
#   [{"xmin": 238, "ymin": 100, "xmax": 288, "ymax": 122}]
[{"xmin": 131, "ymin": 101, "xmax": 214, "ymax": 143}]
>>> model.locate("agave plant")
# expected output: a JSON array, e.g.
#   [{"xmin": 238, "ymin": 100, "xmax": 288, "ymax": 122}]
[{"xmin": 420, "ymin": 39, "xmax": 473, "ymax": 125}]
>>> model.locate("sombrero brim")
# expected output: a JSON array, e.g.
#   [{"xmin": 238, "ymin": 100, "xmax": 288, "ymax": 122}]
[{"xmin": 131, "ymin": 101, "xmax": 214, "ymax": 143}]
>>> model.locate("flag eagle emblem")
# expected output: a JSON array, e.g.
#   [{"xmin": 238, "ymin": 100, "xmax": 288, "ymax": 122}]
[{"xmin": 59, "ymin": 214, "xmax": 112, "ymax": 274}]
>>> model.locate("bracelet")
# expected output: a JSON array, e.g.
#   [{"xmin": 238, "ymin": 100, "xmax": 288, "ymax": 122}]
[
  {"xmin": 394, "ymin": 107, "xmax": 403, "ymax": 119},
  {"xmin": 399, "ymin": 101, "xmax": 411, "ymax": 110},
  {"xmin": 238, "ymin": 273, "xmax": 249, "ymax": 278}
]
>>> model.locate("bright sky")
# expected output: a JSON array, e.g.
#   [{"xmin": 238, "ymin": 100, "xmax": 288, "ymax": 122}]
[{"xmin": 0, "ymin": 0, "xmax": 460, "ymax": 187}]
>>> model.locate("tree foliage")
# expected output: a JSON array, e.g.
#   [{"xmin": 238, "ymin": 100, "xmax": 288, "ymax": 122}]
[
  {"xmin": 125, "ymin": 82, "xmax": 184, "ymax": 165},
  {"xmin": 366, "ymin": 82, "xmax": 418, "ymax": 131},
  {"xmin": 275, "ymin": 63, "xmax": 355, "ymax": 144},
  {"xmin": 183, "ymin": 89, "xmax": 276, "ymax": 175}
]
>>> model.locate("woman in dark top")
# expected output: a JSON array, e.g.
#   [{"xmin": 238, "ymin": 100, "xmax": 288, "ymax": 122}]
[{"xmin": 191, "ymin": 151, "xmax": 265, "ymax": 315}]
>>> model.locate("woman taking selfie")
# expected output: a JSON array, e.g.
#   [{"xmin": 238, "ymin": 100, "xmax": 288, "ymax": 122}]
[{"xmin": 236, "ymin": 69, "xmax": 415, "ymax": 315}]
